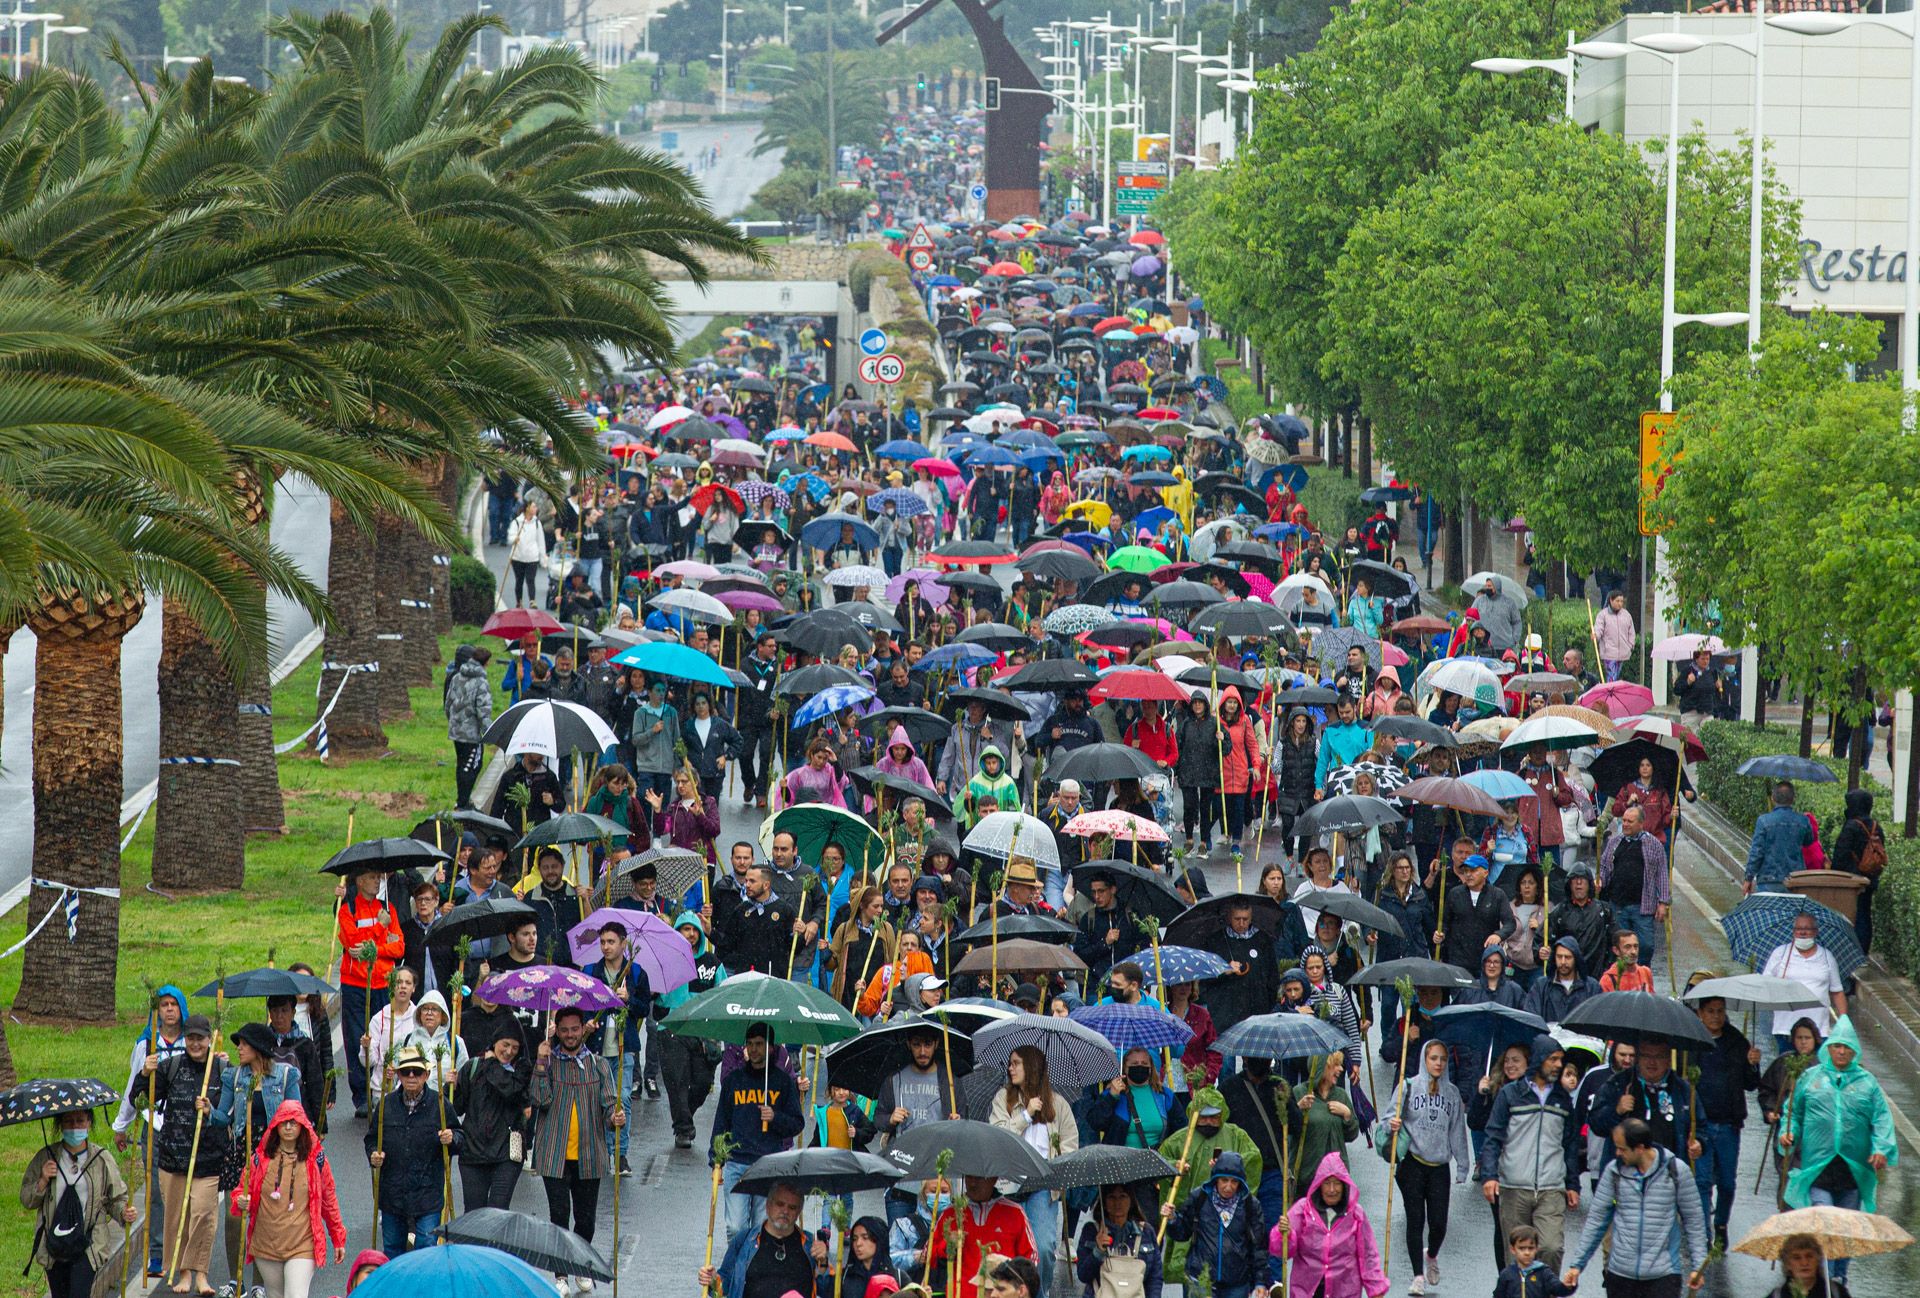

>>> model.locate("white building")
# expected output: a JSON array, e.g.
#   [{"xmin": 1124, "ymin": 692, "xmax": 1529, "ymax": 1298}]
[{"xmin": 1574, "ymin": 8, "xmax": 1914, "ymax": 362}]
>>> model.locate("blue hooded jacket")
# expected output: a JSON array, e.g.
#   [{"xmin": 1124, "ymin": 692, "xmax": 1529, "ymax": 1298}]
[{"xmin": 1166, "ymin": 1149, "xmax": 1266, "ymax": 1289}]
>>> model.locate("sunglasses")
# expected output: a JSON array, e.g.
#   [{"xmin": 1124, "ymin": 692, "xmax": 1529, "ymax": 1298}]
[{"xmin": 397, "ymin": 1067, "xmax": 429, "ymax": 1078}]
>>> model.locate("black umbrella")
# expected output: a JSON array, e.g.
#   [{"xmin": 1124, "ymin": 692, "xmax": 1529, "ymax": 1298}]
[
  {"xmin": 1275, "ymin": 685, "xmax": 1341, "ymax": 708},
  {"xmin": 839, "ymin": 603, "xmax": 905, "ymax": 635},
  {"xmin": 1587, "ymin": 739, "xmax": 1682, "ymax": 804},
  {"xmin": 321, "ymin": 837, "xmax": 451, "ymax": 877},
  {"xmin": 541, "ymin": 624, "xmax": 603, "ymax": 655},
  {"xmin": 1211, "ymin": 540, "xmax": 1286, "ymax": 574},
  {"xmin": 773, "ymin": 662, "xmax": 865, "ymax": 698},
  {"xmin": 952, "ymin": 914, "xmax": 1077, "ymax": 956},
  {"xmin": 427, "ymin": 897, "xmax": 537, "ymax": 947},
  {"xmin": 941, "ymin": 570, "xmax": 1006, "ymax": 598},
  {"xmin": 943, "ymin": 687, "xmax": 1031, "ymax": 723},
  {"xmin": 1350, "ymin": 559, "xmax": 1417, "ymax": 601},
  {"xmin": 438, "ymin": 1208, "xmax": 612, "ymax": 1281},
  {"xmin": 1018, "ymin": 549, "xmax": 1102, "ymax": 582},
  {"xmin": 954, "ymin": 622, "xmax": 1036, "ymax": 653},
  {"xmin": 931, "ymin": 540, "xmax": 1017, "ymax": 564},
  {"xmin": 1370, "ymin": 716, "xmax": 1459, "ymax": 749},
  {"xmin": 663, "ymin": 416, "xmax": 724, "ymax": 442},
  {"xmin": 1146, "ymin": 580, "xmax": 1226, "ymax": 611},
  {"xmin": 1734, "ymin": 755, "xmax": 1839, "ymax": 784},
  {"xmin": 1049, "ymin": 742, "xmax": 1159, "ymax": 784},
  {"xmin": 411, "ymin": 809, "xmax": 515, "ymax": 848},
  {"xmin": 1292, "ymin": 795, "xmax": 1404, "ymax": 838},
  {"xmin": 0, "ymin": 1078, "xmax": 118, "ymax": 1127},
  {"xmin": 1347, "ymin": 957, "xmax": 1473, "ymax": 989},
  {"xmin": 825, "ymin": 1018, "xmax": 975, "ymax": 1099},
  {"xmin": 510, "ymin": 812, "xmax": 629, "ymax": 852},
  {"xmin": 885, "ymin": 1118, "xmax": 1049, "ymax": 1183},
  {"xmin": 731, "ymin": 1148, "xmax": 905, "ymax": 1196},
  {"xmin": 1184, "ymin": 563, "xmax": 1252, "ymax": 597},
  {"xmin": 1176, "ymin": 665, "xmax": 1260, "ymax": 693},
  {"xmin": 1081, "ymin": 619, "xmax": 1160, "ymax": 651},
  {"xmin": 195, "ymin": 967, "xmax": 336, "ymax": 998},
  {"xmin": 1071, "ymin": 859, "xmax": 1187, "ymax": 924},
  {"xmin": 848, "ymin": 766, "xmax": 955, "ymax": 820},
  {"xmin": 781, "ymin": 609, "xmax": 875, "ymax": 657},
  {"xmin": 857, "ymin": 706, "xmax": 954, "ymax": 749},
  {"xmin": 1162, "ymin": 894, "xmax": 1287, "ymax": 950},
  {"xmin": 1004, "ymin": 659, "xmax": 1100, "ymax": 693},
  {"xmin": 1188, "ymin": 601, "xmax": 1299, "ymax": 645},
  {"xmin": 481, "ymin": 699, "xmax": 618, "ymax": 756},
  {"xmin": 1432, "ymin": 1003, "xmax": 1552, "ymax": 1062},
  {"xmin": 1561, "ymin": 991, "xmax": 1716, "ymax": 1048},
  {"xmin": 1295, "ymin": 889, "xmax": 1408, "ymax": 939}
]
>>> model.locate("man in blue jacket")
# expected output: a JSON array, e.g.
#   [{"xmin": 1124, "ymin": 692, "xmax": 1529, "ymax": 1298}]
[
  {"xmin": 701, "ymin": 1181, "xmax": 813, "ymax": 1298},
  {"xmin": 1476, "ymin": 1035, "xmax": 1580, "ymax": 1271},
  {"xmin": 1745, "ymin": 782, "xmax": 1814, "ymax": 895},
  {"xmin": 712, "ymin": 1024, "xmax": 805, "ymax": 1244},
  {"xmin": 1563, "ymin": 1118, "xmax": 1708, "ymax": 1296}
]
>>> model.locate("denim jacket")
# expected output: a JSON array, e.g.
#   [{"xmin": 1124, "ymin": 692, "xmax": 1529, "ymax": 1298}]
[{"xmin": 1746, "ymin": 807, "xmax": 1814, "ymax": 888}]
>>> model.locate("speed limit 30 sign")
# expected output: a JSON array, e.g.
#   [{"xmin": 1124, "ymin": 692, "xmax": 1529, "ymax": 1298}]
[
  {"xmin": 907, "ymin": 248, "xmax": 934, "ymax": 272},
  {"xmin": 874, "ymin": 353, "xmax": 905, "ymax": 384}
]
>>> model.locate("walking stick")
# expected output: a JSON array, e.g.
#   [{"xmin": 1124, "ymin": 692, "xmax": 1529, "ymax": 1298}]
[
  {"xmin": 122, "ymin": 987, "xmax": 160, "ymax": 1297},
  {"xmin": 922, "ymin": 1151, "xmax": 954, "ymax": 1292},
  {"xmin": 1381, "ymin": 977, "xmax": 1416, "ymax": 1283},
  {"xmin": 448, "ymin": 938, "xmax": 472, "ymax": 1098},
  {"xmin": 610, "ymin": 1010, "xmax": 628, "ymax": 1296},
  {"xmin": 829, "ymin": 1196, "xmax": 852, "ymax": 1298},
  {"xmin": 785, "ymin": 868, "xmax": 818, "ymax": 982},
  {"xmin": 703, "ymin": 1135, "xmax": 736, "ymax": 1298},
  {"xmin": 369, "ymin": 1043, "xmax": 396, "ymax": 1249},
  {"xmin": 168, "ymin": 968, "xmax": 224, "ymax": 1286},
  {"xmin": 238, "ymin": 1069, "xmax": 255, "ymax": 1285},
  {"xmin": 436, "ymin": 1044, "xmax": 453, "ymax": 1242},
  {"xmin": 1156, "ymin": 1069, "xmax": 1207, "ymax": 1246}
]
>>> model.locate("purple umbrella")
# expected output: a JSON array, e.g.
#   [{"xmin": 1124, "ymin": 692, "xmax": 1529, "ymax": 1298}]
[
  {"xmin": 714, "ymin": 413, "xmax": 751, "ymax": 439},
  {"xmin": 475, "ymin": 964, "xmax": 626, "ymax": 1012},
  {"xmin": 715, "ymin": 588, "xmax": 784, "ymax": 613},
  {"xmin": 565, "ymin": 909, "xmax": 699, "ymax": 990},
  {"xmin": 885, "ymin": 567, "xmax": 952, "ymax": 607},
  {"xmin": 1131, "ymin": 255, "xmax": 1163, "ymax": 278}
]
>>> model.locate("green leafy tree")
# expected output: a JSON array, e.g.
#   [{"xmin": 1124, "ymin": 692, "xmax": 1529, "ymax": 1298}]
[{"xmin": 757, "ymin": 167, "xmax": 822, "ymax": 230}]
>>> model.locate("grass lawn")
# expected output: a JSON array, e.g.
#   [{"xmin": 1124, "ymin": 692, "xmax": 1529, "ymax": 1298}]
[{"xmin": 0, "ymin": 628, "xmax": 498, "ymax": 1294}]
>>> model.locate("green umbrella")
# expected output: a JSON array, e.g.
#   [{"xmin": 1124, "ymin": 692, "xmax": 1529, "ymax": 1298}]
[
  {"xmin": 761, "ymin": 804, "xmax": 888, "ymax": 875},
  {"xmin": 883, "ymin": 227, "xmax": 907, "ymax": 239},
  {"xmin": 1107, "ymin": 545, "xmax": 1171, "ymax": 574},
  {"xmin": 659, "ymin": 971, "xmax": 861, "ymax": 1047}
]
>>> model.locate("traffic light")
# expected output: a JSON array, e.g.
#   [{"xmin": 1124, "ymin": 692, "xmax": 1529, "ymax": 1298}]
[
  {"xmin": 984, "ymin": 76, "xmax": 1001, "ymax": 110},
  {"xmin": 820, "ymin": 332, "xmax": 837, "ymax": 367}
]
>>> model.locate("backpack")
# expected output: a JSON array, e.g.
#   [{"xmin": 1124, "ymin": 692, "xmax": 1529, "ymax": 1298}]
[
  {"xmin": 1854, "ymin": 819, "xmax": 1887, "ymax": 877},
  {"xmin": 42, "ymin": 1165, "xmax": 90, "ymax": 1265}
]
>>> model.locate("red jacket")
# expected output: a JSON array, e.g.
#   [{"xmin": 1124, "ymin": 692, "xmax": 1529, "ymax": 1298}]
[
  {"xmin": 230, "ymin": 1100, "xmax": 346, "ymax": 1268},
  {"xmin": 335, "ymin": 893, "xmax": 405, "ymax": 991},
  {"xmin": 1179, "ymin": 1000, "xmax": 1222, "ymax": 1084},
  {"xmin": 1216, "ymin": 688, "xmax": 1261, "ymax": 796},
  {"xmin": 1127, "ymin": 715, "xmax": 1179, "ymax": 769},
  {"xmin": 930, "ymin": 1198, "xmax": 1036, "ymax": 1280}
]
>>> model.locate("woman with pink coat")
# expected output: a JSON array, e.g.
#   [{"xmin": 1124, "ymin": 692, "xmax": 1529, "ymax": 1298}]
[
  {"xmin": 230, "ymin": 1100, "xmax": 346, "ymax": 1298},
  {"xmin": 1274, "ymin": 1153, "xmax": 1389, "ymax": 1298}
]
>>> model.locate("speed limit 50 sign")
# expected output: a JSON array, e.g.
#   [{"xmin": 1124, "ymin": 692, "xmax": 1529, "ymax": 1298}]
[{"xmin": 874, "ymin": 354, "xmax": 905, "ymax": 384}]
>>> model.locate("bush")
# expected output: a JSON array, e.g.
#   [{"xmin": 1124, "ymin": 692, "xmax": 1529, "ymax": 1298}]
[
  {"xmin": 1513, "ymin": 600, "xmax": 1648, "ymax": 685},
  {"xmin": 1297, "ymin": 465, "xmax": 1365, "ymax": 535},
  {"xmin": 450, "ymin": 554, "xmax": 497, "ymax": 625},
  {"xmin": 1691, "ymin": 719, "xmax": 1920, "ymax": 980}
]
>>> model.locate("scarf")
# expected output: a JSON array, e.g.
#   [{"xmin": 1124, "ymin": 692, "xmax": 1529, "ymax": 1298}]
[{"xmin": 268, "ymin": 1147, "xmax": 301, "ymax": 1209}]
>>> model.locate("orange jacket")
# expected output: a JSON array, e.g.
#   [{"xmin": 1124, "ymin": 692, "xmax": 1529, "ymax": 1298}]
[
  {"xmin": 1598, "ymin": 962, "xmax": 1655, "ymax": 994},
  {"xmin": 857, "ymin": 950, "xmax": 934, "ymax": 1017},
  {"xmin": 335, "ymin": 893, "xmax": 405, "ymax": 991}
]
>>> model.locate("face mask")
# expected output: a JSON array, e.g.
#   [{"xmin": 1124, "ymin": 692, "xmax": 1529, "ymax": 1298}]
[
  {"xmin": 929, "ymin": 1193, "xmax": 953, "ymax": 1216},
  {"xmin": 1125, "ymin": 1065, "xmax": 1152, "ymax": 1085},
  {"xmin": 1194, "ymin": 1123, "xmax": 1221, "ymax": 1139},
  {"xmin": 60, "ymin": 1129, "xmax": 87, "ymax": 1149},
  {"xmin": 1794, "ymin": 936, "xmax": 1817, "ymax": 952}
]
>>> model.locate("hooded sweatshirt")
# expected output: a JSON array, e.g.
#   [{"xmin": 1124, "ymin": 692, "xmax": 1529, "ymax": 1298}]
[
  {"xmin": 1166, "ymin": 1150, "xmax": 1266, "ymax": 1294},
  {"xmin": 1522, "ymin": 938, "xmax": 1602, "ymax": 1024},
  {"xmin": 1313, "ymin": 716, "xmax": 1373, "ymax": 789},
  {"xmin": 398, "ymin": 991, "xmax": 469, "ymax": 1089},
  {"xmin": 1278, "ymin": 1153, "xmax": 1389, "ymax": 1298},
  {"xmin": 659, "ymin": 911, "xmax": 724, "ymax": 1016},
  {"xmin": 1476, "ymin": 1034, "xmax": 1579, "ymax": 1191},
  {"xmin": 1386, "ymin": 1068, "xmax": 1471, "ymax": 1174},
  {"xmin": 230, "ymin": 1099, "xmax": 346, "ymax": 1268},
  {"xmin": 873, "ymin": 725, "xmax": 933, "ymax": 789},
  {"xmin": 1782, "ymin": 1015, "xmax": 1898, "ymax": 1212},
  {"xmin": 963, "ymin": 745, "xmax": 1020, "ymax": 827},
  {"xmin": 116, "ymin": 983, "xmax": 190, "ymax": 1135}
]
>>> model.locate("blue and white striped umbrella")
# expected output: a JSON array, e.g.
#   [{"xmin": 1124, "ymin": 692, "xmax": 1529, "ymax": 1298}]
[
  {"xmin": 1143, "ymin": 945, "xmax": 1231, "ymax": 986},
  {"xmin": 1070, "ymin": 1002, "xmax": 1194, "ymax": 1052},
  {"xmin": 1721, "ymin": 893, "xmax": 1866, "ymax": 978},
  {"xmin": 1213, "ymin": 1012, "xmax": 1348, "ymax": 1062},
  {"xmin": 793, "ymin": 683, "xmax": 876, "ymax": 726}
]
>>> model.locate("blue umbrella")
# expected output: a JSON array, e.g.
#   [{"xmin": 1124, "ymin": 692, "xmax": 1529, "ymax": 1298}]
[
  {"xmin": 1134, "ymin": 506, "xmax": 1178, "ymax": 537},
  {"xmin": 1432, "ymin": 1002, "xmax": 1551, "ymax": 1071},
  {"xmin": 1721, "ymin": 894, "xmax": 1865, "ymax": 977},
  {"xmin": 800, "ymin": 512, "xmax": 878, "ymax": 550},
  {"xmin": 1733, "ymin": 755, "xmax": 1839, "ymax": 784},
  {"xmin": 1460, "ymin": 769, "xmax": 1533, "ymax": 801},
  {"xmin": 915, "ymin": 643, "xmax": 998, "ymax": 672},
  {"xmin": 872, "ymin": 487, "xmax": 929, "ymax": 517},
  {"xmin": 1214, "ymin": 1012, "xmax": 1349, "ymax": 1062},
  {"xmin": 1121, "ymin": 444, "xmax": 1172, "ymax": 462},
  {"xmin": 765, "ymin": 426, "xmax": 808, "ymax": 442},
  {"xmin": 997, "ymin": 429, "xmax": 1057, "ymax": 450},
  {"xmin": 1068, "ymin": 302, "xmax": 1106, "ymax": 317},
  {"xmin": 1063, "ymin": 532, "xmax": 1112, "ymax": 554},
  {"xmin": 930, "ymin": 274, "xmax": 962, "ymax": 287},
  {"xmin": 800, "ymin": 383, "xmax": 832, "ymax": 403},
  {"xmin": 1145, "ymin": 945, "xmax": 1231, "ymax": 985},
  {"xmin": 1194, "ymin": 375, "xmax": 1229, "ymax": 401},
  {"xmin": 1070, "ymin": 1002, "xmax": 1193, "ymax": 1052},
  {"xmin": 609, "ymin": 641, "xmax": 733, "ymax": 688},
  {"xmin": 353, "ymin": 1243, "xmax": 558, "ymax": 1298},
  {"xmin": 1256, "ymin": 522, "xmax": 1308, "ymax": 544},
  {"xmin": 1254, "ymin": 463, "xmax": 1308, "ymax": 494},
  {"xmin": 960, "ymin": 445, "xmax": 1020, "ymax": 468},
  {"xmin": 794, "ymin": 683, "xmax": 877, "ymax": 725},
  {"xmin": 1130, "ymin": 470, "xmax": 1178, "ymax": 488},
  {"xmin": 790, "ymin": 472, "xmax": 834, "ymax": 502},
  {"xmin": 875, "ymin": 439, "xmax": 928, "ymax": 460}
]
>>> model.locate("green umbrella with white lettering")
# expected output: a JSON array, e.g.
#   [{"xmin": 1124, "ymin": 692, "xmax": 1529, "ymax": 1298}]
[{"xmin": 658, "ymin": 970, "xmax": 861, "ymax": 1047}]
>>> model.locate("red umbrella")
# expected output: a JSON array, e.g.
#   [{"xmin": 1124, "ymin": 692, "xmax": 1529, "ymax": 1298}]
[
  {"xmin": 1090, "ymin": 669, "xmax": 1188, "ymax": 703},
  {"xmin": 1092, "ymin": 317, "xmax": 1133, "ymax": 335},
  {"xmin": 986, "ymin": 261, "xmax": 1025, "ymax": 276},
  {"xmin": 806, "ymin": 431, "xmax": 857, "ymax": 452},
  {"xmin": 1136, "ymin": 406, "xmax": 1184, "ymax": 422},
  {"xmin": 1618, "ymin": 714, "xmax": 1707, "ymax": 762},
  {"xmin": 482, "ymin": 608, "xmax": 563, "ymax": 640},
  {"xmin": 1016, "ymin": 416, "xmax": 1060, "ymax": 435},
  {"xmin": 1127, "ymin": 230, "xmax": 1166, "ymax": 247},
  {"xmin": 691, "ymin": 483, "xmax": 744, "ymax": 514},
  {"xmin": 608, "ymin": 442, "xmax": 656, "ymax": 459}
]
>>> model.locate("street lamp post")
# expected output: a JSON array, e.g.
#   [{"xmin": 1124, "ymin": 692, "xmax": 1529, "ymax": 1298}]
[
  {"xmin": 783, "ymin": 2, "xmax": 803, "ymax": 45},
  {"xmin": 1, "ymin": 8, "xmax": 61, "ymax": 77},
  {"xmin": 719, "ymin": 5, "xmax": 742, "ymax": 115},
  {"xmin": 43, "ymin": 20, "xmax": 81, "ymax": 64}
]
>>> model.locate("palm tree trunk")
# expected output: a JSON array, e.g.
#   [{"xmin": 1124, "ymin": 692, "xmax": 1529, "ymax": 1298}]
[
  {"xmin": 151, "ymin": 604, "xmax": 245, "ymax": 891},
  {"xmin": 237, "ymin": 666, "xmax": 285, "ymax": 832},
  {"xmin": 316, "ymin": 498, "xmax": 387, "ymax": 760},
  {"xmin": 374, "ymin": 513, "xmax": 413, "ymax": 721},
  {"xmin": 432, "ymin": 456, "xmax": 456, "ymax": 636},
  {"xmin": 16, "ymin": 590, "xmax": 145, "ymax": 1022}
]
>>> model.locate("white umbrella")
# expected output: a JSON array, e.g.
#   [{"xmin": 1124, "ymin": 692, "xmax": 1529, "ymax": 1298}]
[
  {"xmin": 951, "ymin": 286, "xmax": 984, "ymax": 300},
  {"xmin": 963, "ymin": 810, "xmax": 1061, "ymax": 870},
  {"xmin": 1464, "ymin": 571, "xmax": 1531, "ymax": 607},
  {"xmin": 984, "ymin": 320, "xmax": 1016, "ymax": 334},
  {"xmin": 1163, "ymin": 325, "xmax": 1200, "ymax": 345},
  {"xmin": 712, "ymin": 438, "xmax": 765, "ymax": 459},
  {"xmin": 1501, "ymin": 713, "xmax": 1603, "ymax": 751},
  {"xmin": 1423, "ymin": 659, "xmax": 1505, "ymax": 712},
  {"xmin": 645, "ymin": 404, "xmax": 694, "ymax": 431},
  {"xmin": 485, "ymin": 699, "xmax": 618, "ymax": 760},
  {"xmin": 1272, "ymin": 573, "xmax": 1335, "ymax": 607},
  {"xmin": 823, "ymin": 565, "xmax": 889, "ymax": 589},
  {"xmin": 647, "ymin": 587, "xmax": 734, "ymax": 624},
  {"xmin": 1188, "ymin": 518, "xmax": 1249, "ymax": 562}
]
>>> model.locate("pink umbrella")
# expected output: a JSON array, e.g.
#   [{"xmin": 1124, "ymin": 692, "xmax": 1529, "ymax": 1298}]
[
  {"xmin": 1578, "ymin": 681, "xmax": 1654, "ymax": 720},
  {"xmin": 1651, "ymin": 633, "xmax": 1731, "ymax": 661},
  {"xmin": 1380, "ymin": 642, "xmax": 1410, "ymax": 667},
  {"xmin": 565, "ymin": 909, "xmax": 698, "ymax": 990},
  {"xmin": 1243, "ymin": 572, "xmax": 1276, "ymax": 602},
  {"xmin": 912, "ymin": 457, "xmax": 961, "ymax": 477},
  {"xmin": 656, "ymin": 560, "xmax": 720, "ymax": 581},
  {"xmin": 1061, "ymin": 810, "xmax": 1168, "ymax": 842}
]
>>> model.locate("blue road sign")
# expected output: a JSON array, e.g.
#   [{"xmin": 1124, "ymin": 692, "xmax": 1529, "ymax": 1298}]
[
  {"xmin": 858, "ymin": 328, "xmax": 889, "ymax": 357},
  {"xmin": 969, "ymin": 183, "xmax": 987, "ymax": 202}
]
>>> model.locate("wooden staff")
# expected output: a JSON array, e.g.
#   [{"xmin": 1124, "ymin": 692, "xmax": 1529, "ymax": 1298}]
[
  {"xmin": 702, "ymin": 1134, "xmax": 736, "ymax": 1298},
  {"xmin": 436, "ymin": 1043, "xmax": 453, "ymax": 1241},
  {"xmin": 785, "ymin": 868, "xmax": 819, "ymax": 984},
  {"xmin": 1380, "ymin": 977, "xmax": 1416, "ymax": 1282},
  {"xmin": 369, "ymin": 1043, "xmax": 396, "ymax": 1248},
  {"xmin": 167, "ymin": 976, "xmax": 223, "ymax": 1285},
  {"xmin": 238, "ymin": 1068, "xmax": 256, "ymax": 1285},
  {"xmin": 611, "ymin": 1009, "xmax": 628, "ymax": 1296},
  {"xmin": 448, "ymin": 937, "xmax": 472, "ymax": 1097},
  {"xmin": 122, "ymin": 991, "xmax": 159, "ymax": 1297},
  {"xmin": 328, "ymin": 811, "xmax": 356, "ymax": 987}
]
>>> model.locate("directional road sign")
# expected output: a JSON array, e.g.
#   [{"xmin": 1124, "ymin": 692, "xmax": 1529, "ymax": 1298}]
[
  {"xmin": 969, "ymin": 183, "xmax": 987, "ymax": 202},
  {"xmin": 859, "ymin": 328, "xmax": 889, "ymax": 357}
]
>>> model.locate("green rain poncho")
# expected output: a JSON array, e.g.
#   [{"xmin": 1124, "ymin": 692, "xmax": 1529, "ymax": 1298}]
[
  {"xmin": 1157, "ymin": 1086, "xmax": 1266, "ymax": 1285},
  {"xmin": 1286, "ymin": 1051, "xmax": 1359, "ymax": 1201},
  {"xmin": 1782, "ymin": 1016, "xmax": 1899, "ymax": 1212}
]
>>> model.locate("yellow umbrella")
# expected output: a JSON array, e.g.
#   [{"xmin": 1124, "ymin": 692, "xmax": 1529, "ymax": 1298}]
[
  {"xmin": 1064, "ymin": 499, "xmax": 1112, "ymax": 529},
  {"xmin": 1733, "ymin": 1206, "xmax": 1914, "ymax": 1261}
]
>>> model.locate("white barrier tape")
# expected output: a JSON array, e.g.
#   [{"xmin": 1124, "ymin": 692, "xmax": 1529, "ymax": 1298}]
[
  {"xmin": 400, "ymin": 599, "xmax": 433, "ymax": 609},
  {"xmin": 0, "ymin": 879, "xmax": 127, "ymax": 956},
  {"xmin": 159, "ymin": 756, "xmax": 241, "ymax": 767},
  {"xmin": 320, "ymin": 661, "xmax": 380, "ymax": 673},
  {"xmin": 119, "ymin": 795, "xmax": 155, "ymax": 851},
  {"xmin": 280, "ymin": 663, "xmax": 377, "ymax": 755},
  {"xmin": 432, "ymin": 555, "xmax": 451, "ymax": 565},
  {"xmin": 238, "ymin": 703, "xmax": 272, "ymax": 716},
  {"xmin": 375, "ymin": 633, "xmax": 404, "ymax": 641}
]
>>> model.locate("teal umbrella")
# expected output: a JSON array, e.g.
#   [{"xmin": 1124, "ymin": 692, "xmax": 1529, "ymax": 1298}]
[
  {"xmin": 659, "ymin": 971, "xmax": 862, "ymax": 1046},
  {"xmin": 761, "ymin": 803, "xmax": 889, "ymax": 874},
  {"xmin": 609, "ymin": 640, "xmax": 732, "ymax": 688}
]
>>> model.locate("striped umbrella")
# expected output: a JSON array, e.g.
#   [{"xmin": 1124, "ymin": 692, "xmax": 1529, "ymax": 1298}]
[
  {"xmin": 872, "ymin": 487, "xmax": 930, "ymax": 517},
  {"xmin": 1721, "ymin": 893, "xmax": 1866, "ymax": 978},
  {"xmin": 1213, "ymin": 1012, "xmax": 1349, "ymax": 1062},
  {"xmin": 971, "ymin": 1014, "xmax": 1123, "ymax": 1093},
  {"xmin": 1070, "ymin": 1003, "xmax": 1194, "ymax": 1052}
]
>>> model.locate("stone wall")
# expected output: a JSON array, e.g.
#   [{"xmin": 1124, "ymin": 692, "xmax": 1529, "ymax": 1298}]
[{"xmin": 644, "ymin": 242, "xmax": 851, "ymax": 282}]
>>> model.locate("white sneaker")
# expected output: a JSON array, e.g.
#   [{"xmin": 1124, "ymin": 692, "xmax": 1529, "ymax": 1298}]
[
  {"xmin": 1425, "ymin": 1254, "xmax": 1440, "ymax": 1286},
  {"xmin": 574, "ymin": 1276, "xmax": 595, "ymax": 1294},
  {"xmin": 1407, "ymin": 1277, "xmax": 1425, "ymax": 1296},
  {"xmin": 555, "ymin": 1280, "xmax": 569, "ymax": 1297}
]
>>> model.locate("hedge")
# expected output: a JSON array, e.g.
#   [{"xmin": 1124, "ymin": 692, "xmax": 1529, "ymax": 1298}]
[
  {"xmin": 1693, "ymin": 719, "xmax": 1920, "ymax": 982},
  {"xmin": 450, "ymin": 554, "xmax": 497, "ymax": 626},
  {"xmin": 1298, "ymin": 465, "xmax": 1366, "ymax": 535}
]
